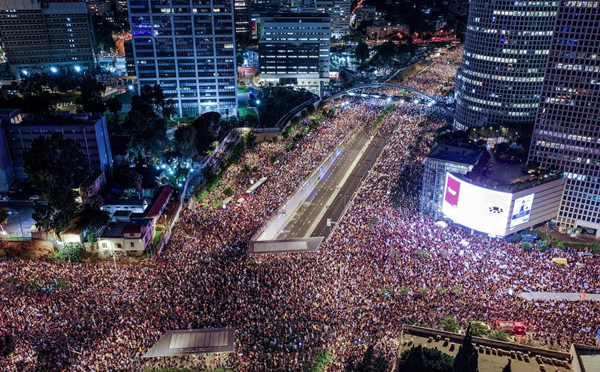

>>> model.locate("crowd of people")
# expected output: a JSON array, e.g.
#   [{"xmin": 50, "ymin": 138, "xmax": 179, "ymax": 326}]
[{"xmin": 1, "ymin": 46, "xmax": 599, "ymax": 372}]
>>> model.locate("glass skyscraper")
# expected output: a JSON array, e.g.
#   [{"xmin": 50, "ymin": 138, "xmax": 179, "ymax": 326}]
[
  {"xmin": 528, "ymin": 1, "xmax": 600, "ymax": 236},
  {"xmin": 454, "ymin": 0, "xmax": 559, "ymax": 129},
  {"xmin": 128, "ymin": 0, "xmax": 237, "ymax": 117}
]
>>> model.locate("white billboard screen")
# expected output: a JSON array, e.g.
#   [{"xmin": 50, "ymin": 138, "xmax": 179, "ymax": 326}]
[
  {"xmin": 441, "ymin": 173, "xmax": 512, "ymax": 236},
  {"xmin": 510, "ymin": 194, "xmax": 535, "ymax": 228}
]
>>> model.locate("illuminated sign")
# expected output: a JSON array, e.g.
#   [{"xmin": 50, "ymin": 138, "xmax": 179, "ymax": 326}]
[
  {"xmin": 442, "ymin": 173, "xmax": 512, "ymax": 236},
  {"xmin": 510, "ymin": 194, "xmax": 535, "ymax": 228}
]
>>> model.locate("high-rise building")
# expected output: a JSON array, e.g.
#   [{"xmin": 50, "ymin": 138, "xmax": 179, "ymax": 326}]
[
  {"xmin": 128, "ymin": 0, "xmax": 237, "ymax": 118},
  {"xmin": 234, "ymin": 0, "xmax": 252, "ymax": 36},
  {"xmin": 453, "ymin": 0, "xmax": 559, "ymax": 130},
  {"xmin": 259, "ymin": 13, "xmax": 330, "ymax": 95},
  {"xmin": 124, "ymin": 39, "xmax": 135, "ymax": 76},
  {"xmin": 289, "ymin": 0, "xmax": 350, "ymax": 39},
  {"xmin": 527, "ymin": 1, "xmax": 600, "ymax": 236},
  {"xmin": 0, "ymin": 0, "xmax": 96, "ymax": 78}
]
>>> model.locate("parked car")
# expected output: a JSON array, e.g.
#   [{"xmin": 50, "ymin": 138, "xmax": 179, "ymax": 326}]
[
  {"xmin": 28, "ymin": 195, "xmax": 41, "ymax": 202},
  {"xmin": 0, "ymin": 194, "xmax": 9, "ymax": 201}
]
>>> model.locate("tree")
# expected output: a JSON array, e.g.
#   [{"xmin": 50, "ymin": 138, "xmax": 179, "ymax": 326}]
[
  {"xmin": 0, "ymin": 331, "xmax": 15, "ymax": 357},
  {"xmin": 0, "ymin": 208, "xmax": 8, "ymax": 225},
  {"xmin": 77, "ymin": 76, "xmax": 106, "ymax": 114},
  {"xmin": 399, "ymin": 345, "xmax": 425, "ymax": 372},
  {"xmin": 173, "ymin": 125, "xmax": 198, "ymax": 160},
  {"xmin": 191, "ymin": 112, "xmax": 221, "ymax": 155},
  {"xmin": 453, "ymin": 326, "xmax": 479, "ymax": 372},
  {"xmin": 488, "ymin": 330, "xmax": 510, "ymax": 342},
  {"xmin": 501, "ymin": 360, "xmax": 511, "ymax": 372},
  {"xmin": 244, "ymin": 131, "xmax": 257, "ymax": 146},
  {"xmin": 23, "ymin": 133, "xmax": 88, "ymax": 233},
  {"xmin": 355, "ymin": 42, "xmax": 370, "ymax": 62},
  {"xmin": 344, "ymin": 345, "xmax": 389, "ymax": 372},
  {"xmin": 467, "ymin": 322, "xmax": 489, "ymax": 337},
  {"xmin": 106, "ymin": 97, "xmax": 122, "ymax": 121},
  {"xmin": 399, "ymin": 345, "xmax": 454, "ymax": 372},
  {"xmin": 122, "ymin": 106, "xmax": 168, "ymax": 164},
  {"xmin": 303, "ymin": 349, "xmax": 334, "ymax": 372},
  {"xmin": 77, "ymin": 208, "xmax": 110, "ymax": 242},
  {"xmin": 440, "ymin": 316, "xmax": 459, "ymax": 333},
  {"xmin": 140, "ymin": 84, "xmax": 176, "ymax": 119}
]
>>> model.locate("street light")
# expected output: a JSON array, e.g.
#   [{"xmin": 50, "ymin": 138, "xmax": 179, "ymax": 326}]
[
  {"xmin": 74, "ymin": 65, "xmax": 81, "ymax": 72},
  {"xmin": 21, "ymin": 69, "xmax": 28, "ymax": 76},
  {"xmin": 255, "ymin": 99, "xmax": 260, "ymax": 105},
  {"xmin": 128, "ymin": 84, "xmax": 134, "ymax": 91},
  {"xmin": 50, "ymin": 67, "xmax": 58, "ymax": 73}
]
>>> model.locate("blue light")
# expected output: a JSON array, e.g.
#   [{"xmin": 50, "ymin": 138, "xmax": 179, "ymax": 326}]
[
  {"xmin": 74, "ymin": 65, "xmax": 81, "ymax": 72},
  {"xmin": 50, "ymin": 67, "xmax": 58, "ymax": 73},
  {"xmin": 256, "ymin": 99, "xmax": 260, "ymax": 105},
  {"xmin": 161, "ymin": 164, "xmax": 167, "ymax": 169}
]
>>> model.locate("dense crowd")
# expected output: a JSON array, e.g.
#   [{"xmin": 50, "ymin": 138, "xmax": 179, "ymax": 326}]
[{"xmin": 1, "ymin": 46, "xmax": 600, "ymax": 372}]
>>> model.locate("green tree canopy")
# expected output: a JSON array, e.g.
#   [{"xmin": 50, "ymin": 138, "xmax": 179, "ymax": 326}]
[
  {"xmin": 122, "ymin": 105, "xmax": 168, "ymax": 164},
  {"xmin": 398, "ymin": 345, "xmax": 453, "ymax": 372},
  {"xmin": 344, "ymin": 345, "xmax": 389, "ymax": 372},
  {"xmin": 0, "ymin": 208, "xmax": 8, "ymax": 226},
  {"xmin": 355, "ymin": 42, "xmax": 370, "ymax": 63},
  {"xmin": 76, "ymin": 76, "xmax": 106, "ymax": 114},
  {"xmin": 173, "ymin": 125, "xmax": 198, "ymax": 160},
  {"xmin": 23, "ymin": 133, "xmax": 88, "ymax": 232},
  {"xmin": 191, "ymin": 112, "xmax": 221, "ymax": 155}
]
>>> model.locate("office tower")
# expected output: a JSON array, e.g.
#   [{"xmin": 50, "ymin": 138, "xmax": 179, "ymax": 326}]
[
  {"xmin": 453, "ymin": 0, "xmax": 559, "ymax": 130},
  {"xmin": 124, "ymin": 39, "xmax": 135, "ymax": 76},
  {"xmin": 259, "ymin": 13, "xmax": 330, "ymax": 95},
  {"xmin": 128, "ymin": 0, "xmax": 237, "ymax": 117},
  {"xmin": 0, "ymin": 0, "xmax": 95, "ymax": 78},
  {"xmin": 288, "ymin": 0, "xmax": 350, "ymax": 39},
  {"xmin": 527, "ymin": 1, "xmax": 600, "ymax": 236},
  {"xmin": 234, "ymin": 0, "xmax": 252, "ymax": 36}
]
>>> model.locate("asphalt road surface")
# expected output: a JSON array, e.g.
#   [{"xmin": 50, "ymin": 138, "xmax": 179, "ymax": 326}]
[{"xmin": 275, "ymin": 126, "xmax": 390, "ymax": 240}]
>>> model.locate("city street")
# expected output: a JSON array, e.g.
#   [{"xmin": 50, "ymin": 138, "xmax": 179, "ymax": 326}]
[
  {"xmin": 274, "ymin": 125, "xmax": 390, "ymax": 240},
  {"xmin": 0, "ymin": 201, "xmax": 35, "ymax": 238}
]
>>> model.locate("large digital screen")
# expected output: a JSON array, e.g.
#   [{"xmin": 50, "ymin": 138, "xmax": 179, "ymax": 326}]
[
  {"xmin": 442, "ymin": 173, "xmax": 512, "ymax": 236},
  {"xmin": 510, "ymin": 194, "xmax": 535, "ymax": 228}
]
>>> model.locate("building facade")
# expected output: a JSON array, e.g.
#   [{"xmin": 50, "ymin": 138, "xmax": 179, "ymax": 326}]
[
  {"xmin": 527, "ymin": 1, "xmax": 600, "ymax": 236},
  {"xmin": 284, "ymin": 0, "xmax": 350, "ymax": 38},
  {"xmin": 128, "ymin": 0, "xmax": 237, "ymax": 117},
  {"xmin": 453, "ymin": 0, "xmax": 559, "ymax": 130},
  {"xmin": 234, "ymin": 0, "xmax": 252, "ymax": 36},
  {"xmin": 0, "ymin": 111, "xmax": 113, "ymax": 190},
  {"xmin": 259, "ymin": 13, "xmax": 330, "ymax": 95},
  {"xmin": 0, "ymin": 0, "xmax": 95, "ymax": 78}
]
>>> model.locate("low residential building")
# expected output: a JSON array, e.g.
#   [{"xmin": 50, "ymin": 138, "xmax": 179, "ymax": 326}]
[
  {"xmin": 78, "ymin": 169, "xmax": 107, "ymax": 205},
  {"xmin": 101, "ymin": 198, "xmax": 148, "ymax": 215},
  {"xmin": 352, "ymin": 6, "xmax": 379, "ymax": 26},
  {"xmin": 0, "ymin": 109, "xmax": 113, "ymax": 192},
  {"xmin": 367, "ymin": 21, "xmax": 409, "ymax": 39},
  {"xmin": 98, "ymin": 218, "xmax": 154, "ymax": 257},
  {"xmin": 144, "ymin": 185, "xmax": 174, "ymax": 224}
]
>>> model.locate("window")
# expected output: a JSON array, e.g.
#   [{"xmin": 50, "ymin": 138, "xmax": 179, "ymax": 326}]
[
  {"xmin": 130, "ymin": 242, "xmax": 135, "ymax": 248},
  {"xmin": 101, "ymin": 242, "xmax": 107, "ymax": 248}
]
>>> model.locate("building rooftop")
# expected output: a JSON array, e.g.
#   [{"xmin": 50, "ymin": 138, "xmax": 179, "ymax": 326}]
[
  {"xmin": 427, "ymin": 144, "xmax": 483, "ymax": 166},
  {"xmin": 100, "ymin": 223, "xmax": 124, "ymax": 238},
  {"xmin": 2, "ymin": 112, "xmax": 103, "ymax": 127},
  {"xmin": 144, "ymin": 186, "xmax": 174, "ymax": 219},
  {"xmin": 103, "ymin": 199, "xmax": 146, "ymax": 206}
]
